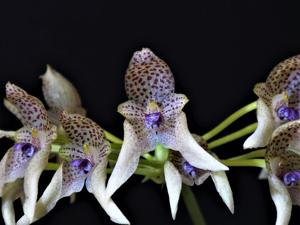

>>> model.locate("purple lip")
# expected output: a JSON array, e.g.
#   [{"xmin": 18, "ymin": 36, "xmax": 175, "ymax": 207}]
[
  {"xmin": 277, "ymin": 106, "xmax": 299, "ymax": 121},
  {"xmin": 282, "ymin": 171, "xmax": 300, "ymax": 186},
  {"xmin": 71, "ymin": 158, "xmax": 94, "ymax": 174},
  {"xmin": 14, "ymin": 143, "xmax": 38, "ymax": 158},
  {"xmin": 145, "ymin": 112, "xmax": 161, "ymax": 128},
  {"xmin": 183, "ymin": 161, "xmax": 197, "ymax": 178}
]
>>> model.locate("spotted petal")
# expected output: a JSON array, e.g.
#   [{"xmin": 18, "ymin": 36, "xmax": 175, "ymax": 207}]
[
  {"xmin": 164, "ymin": 161, "xmax": 182, "ymax": 220},
  {"xmin": 41, "ymin": 65, "xmax": 86, "ymax": 115},
  {"xmin": 1, "ymin": 179, "xmax": 23, "ymax": 225},
  {"xmin": 5, "ymin": 82, "xmax": 50, "ymax": 131},
  {"xmin": 106, "ymin": 120, "xmax": 151, "ymax": 198},
  {"xmin": 160, "ymin": 112, "xmax": 228, "ymax": 171},
  {"xmin": 90, "ymin": 158, "xmax": 130, "ymax": 224},
  {"xmin": 125, "ymin": 48, "xmax": 175, "ymax": 106},
  {"xmin": 244, "ymin": 99, "xmax": 274, "ymax": 149},
  {"xmin": 268, "ymin": 175, "xmax": 292, "ymax": 225},
  {"xmin": 161, "ymin": 93, "xmax": 189, "ymax": 119},
  {"xmin": 117, "ymin": 100, "xmax": 145, "ymax": 123}
]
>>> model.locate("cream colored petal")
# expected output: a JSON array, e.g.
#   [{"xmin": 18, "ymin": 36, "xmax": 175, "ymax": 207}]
[
  {"xmin": 268, "ymin": 175, "xmax": 292, "ymax": 225},
  {"xmin": 163, "ymin": 113, "xmax": 228, "ymax": 171},
  {"xmin": 258, "ymin": 168, "xmax": 268, "ymax": 180},
  {"xmin": 2, "ymin": 179, "xmax": 23, "ymax": 225},
  {"xmin": 106, "ymin": 120, "xmax": 142, "ymax": 198},
  {"xmin": 41, "ymin": 65, "xmax": 86, "ymax": 115},
  {"xmin": 244, "ymin": 99, "xmax": 274, "ymax": 149},
  {"xmin": 164, "ymin": 161, "xmax": 182, "ymax": 220},
  {"xmin": 90, "ymin": 158, "xmax": 130, "ymax": 224},
  {"xmin": 22, "ymin": 146, "xmax": 50, "ymax": 222},
  {"xmin": 0, "ymin": 130, "xmax": 15, "ymax": 140},
  {"xmin": 211, "ymin": 171, "xmax": 234, "ymax": 214}
]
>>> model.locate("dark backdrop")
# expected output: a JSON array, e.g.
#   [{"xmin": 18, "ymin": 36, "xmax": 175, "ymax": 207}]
[{"xmin": 0, "ymin": 1, "xmax": 300, "ymax": 224}]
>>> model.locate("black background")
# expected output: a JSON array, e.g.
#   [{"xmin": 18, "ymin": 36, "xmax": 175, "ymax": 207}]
[{"xmin": 0, "ymin": 0, "xmax": 300, "ymax": 224}]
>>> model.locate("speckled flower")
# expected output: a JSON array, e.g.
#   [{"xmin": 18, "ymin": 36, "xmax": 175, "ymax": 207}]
[
  {"xmin": 244, "ymin": 55, "xmax": 300, "ymax": 149},
  {"xmin": 40, "ymin": 65, "xmax": 86, "ymax": 124},
  {"xmin": 17, "ymin": 111, "xmax": 129, "ymax": 225},
  {"xmin": 0, "ymin": 83, "xmax": 57, "ymax": 224},
  {"xmin": 265, "ymin": 120, "xmax": 300, "ymax": 225},
  {"xmin": 165, "ymin": 135, "xmax": 234, "ymax": 219},
  {"xmin": 106, "ymin": 48, "xmax": 228, "ymax": 197}
]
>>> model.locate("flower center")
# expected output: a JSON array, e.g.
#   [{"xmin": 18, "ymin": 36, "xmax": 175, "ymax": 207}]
[
  {"xmin": 145, "ymin": 112, "xmax": 161, "ymax": 128},
  {"xmin": 282, "ymin": 171, "xmax": 300, "ymax": 186},
  {"xmin": 183, "ymin": 161, "xmax": 197, "ymax": 178},
  {"xmin": 14, "ymin": 143, "xmax": 38, "ymax": 158},
  {"xmin": 71, "ymin": 158, "xmax": 94, "ymax": 174},
  {"xmin": 277, "ymin": 106, "xmax": 299, "ymax": 121}
]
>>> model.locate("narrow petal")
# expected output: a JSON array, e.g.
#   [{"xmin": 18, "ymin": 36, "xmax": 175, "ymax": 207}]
[
  {"xmin": 22, "ymin": 146, "xmax": 50, "ymax": 221},
  {"xmin": 268, "ymin": 175, "xmax": 292, "ymax": 225},
  {"xmin": 90, "ymin": 158, "xmax": 130, "ymax": 224},
  {"xmin": 164, "ymin": 161, "xmax": 182, "ymax": 220},
  {"xmin": 161, "ymin": 93, "xmax": 189, "ymax": 119},
  {"xmin": 211, "ymin": 171, "xmax": 234, "ymax": 214},
  {"xmin": 41, "ymin": 65, "xmax": 86, "ymax": 115},
  {"xmin": 243, "ymin": 99, "xmax": 274, "ymax": 149},
  {"xmin": 6, "ymin": 82, "xmax": 50, "ymax": 131},
  {"xmin": 1, "ymin": 179, "xmax": 23, "ymax": 225},
  {"xmin": 125, "ymin": 48, "xmax": 175, "ymax": 105},
  {"xmin": 106, "ymin": 120, "xmax": 143, "ymax": 197},
  {"xmin": 161, "ymin": 113, "xmax": 228, "ymax": 171}
]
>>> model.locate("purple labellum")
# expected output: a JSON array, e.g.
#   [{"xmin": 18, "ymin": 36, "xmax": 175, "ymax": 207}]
[
  {"xmin": 277, "ymin": 106, "xmax": 299, "ymax": 121},
  {"xmin": 282, "ymin": 171, "xmax": 300, "ymax": 186},
  {"xmin": 71, "ymin": 158, "xmax": 94, "ymax": 174},
  {"xmin": 145, "ymin": 112, "xmax": 161, "ymax": 128},
  {"xmin": 183, "ymin": 161, "xmax": 197, "ymax": 178},
  {"xmin": 14, "ymin": 143, "xmax": 38, "ymax": 158}
]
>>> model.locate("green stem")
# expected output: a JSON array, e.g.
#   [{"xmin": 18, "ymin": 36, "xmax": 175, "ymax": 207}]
[
  {"xmin": 221, "ymin": 159, "xmax": 266, "ymax": 168},
  {"xmin": 227, "ymin": 149, "xmax": 266, "ymax": 161},
  {"xmin": 51, "ymin": 144, "xmax": 61, "ymax": 153},
  {"xmin": 182, "ymin": 185, "xmax": 206, "ymax": 225},
  {"xmin": 202, "ymin": 101, "xmax": 257, "ymax": 141},
  {"xmin": 103, "ymin": 129, "xmax": 123, "ymax": 144},
  {"xmin": 46, "ymin": 163, "xmax": 60, "ymax": 170},
  {"xmin": 208, "ymin": 123, "xmax": 257, "ymax": 149}
]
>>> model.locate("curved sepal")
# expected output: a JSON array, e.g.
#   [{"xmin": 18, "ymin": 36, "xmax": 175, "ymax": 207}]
[
  {"xmin": 244, "ymin": 99, "xmax": 274, "ymax": 149},
  {"xmin": 211, "ymin": 171, "xmax": 234, "ymax": 214},
  {"xmin": 22, "ymin": 146, "xmax": 51, "ymax": 221},
  {"xmin": 162, "ymin": 112, "xmax": 228, "ymax": 171},
  {"xmin": 2, "ymin": 179, "xmax": 23, "ymax": 225},
  {"xmin": 91, "ymin": 158, "xmax": 130, "ymax": 224},
  {"xmin": 106, "ymin": 120, "xmax": 143, "ymax": 197},
  {"xmin": 164, "ymin": 161, "xmax": 182, "ymax": 220},
  {"xmin": 268, "ymin": 175, "xmax": 292, "ymax": 225}
]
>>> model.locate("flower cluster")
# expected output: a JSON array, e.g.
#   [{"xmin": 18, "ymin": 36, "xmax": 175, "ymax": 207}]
[{"xmin": 0, "ymin": 48, "xmax": 299, "ymax": 225}]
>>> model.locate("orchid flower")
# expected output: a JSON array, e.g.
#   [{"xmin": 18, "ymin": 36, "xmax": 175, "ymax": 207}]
[
  {"xmin": 40, "ymin": 65, "xmax": 86, "ymax": 125},
  {"xmin": 244, "ymin": 55, "xmax": 300, "ymax": 149},
  {"xmin": 106, "ymin": 48, "xmax": 228, "ymax": 197},
  {"xmin": 265, "ymin": 119, "xmax": 300, "ymax": 225},
  {"xmin": 0, "ymin": 83, "xmax": 57, "ymax": 224},
  {"xmin": 17, "ymin": 111, "xmax": 129, "ymax": 225},
  {"xmin": 164, "ymin": 134, "xmax": 234, "ymax": 219}
]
